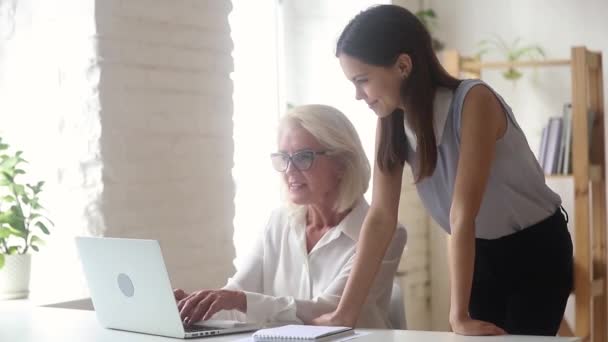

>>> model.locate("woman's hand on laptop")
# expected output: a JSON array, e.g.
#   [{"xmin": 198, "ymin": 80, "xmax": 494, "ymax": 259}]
[
  {"xmin": 173, "ymin": 289, "xmax": 190, "ymax": 302},
  {"xmin": 177, "ymin": 289, "xmax": 247, "ymax": 326},
  {"xmin": 173, "ymin": 288, "xmax": 189, "ymax": 301}
]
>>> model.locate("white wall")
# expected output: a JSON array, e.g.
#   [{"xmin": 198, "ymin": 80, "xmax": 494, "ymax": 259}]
[
  {"xmin": 282, "ymin": 0, "xmax": 381, "ymax": 163},
  {"xmin": 433, "ymin": 0, "xmax": 608, "ymax": 159}
]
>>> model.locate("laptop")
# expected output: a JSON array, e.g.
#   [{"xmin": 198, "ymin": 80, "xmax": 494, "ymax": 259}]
[{"xmin": 75, "ymin": 236, "xmax": 261, "ymax": 339}]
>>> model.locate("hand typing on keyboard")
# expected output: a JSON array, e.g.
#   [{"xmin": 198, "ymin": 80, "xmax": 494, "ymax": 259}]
[{"xmin": 174, "ymin": 288, "xmax": 247, "ymax": 326}]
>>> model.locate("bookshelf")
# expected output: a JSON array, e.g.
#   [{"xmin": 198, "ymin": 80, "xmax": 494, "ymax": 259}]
[{"xmin": 442, "ymin": 47, "xmax": 606, "ymax": 342}]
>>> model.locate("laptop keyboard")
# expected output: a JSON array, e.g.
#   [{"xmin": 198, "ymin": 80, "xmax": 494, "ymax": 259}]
[{"xmin": 184, "ymin": 324, "xmax": 225, "ymax": 333}]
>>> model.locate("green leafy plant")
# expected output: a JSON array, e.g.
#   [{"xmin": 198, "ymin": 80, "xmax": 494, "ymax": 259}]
[
  {"xmin": 415, "ymin": 8, "xmax": 445, "ymax": 51},
  {"xmin": 476, "ymin": 35, "xmax": 546, "ymax": 81},
  {"xmin": 415, "ymin": 0, "xmax": 444, "ymax": 52},
  {"xmin": 0, "ymin": 136, "xmax": 53, "ymax": 269}
]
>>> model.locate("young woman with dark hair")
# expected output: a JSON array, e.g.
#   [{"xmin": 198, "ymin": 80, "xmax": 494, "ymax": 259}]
[{"xmin": 312, "ymin": 4, "xmax": 573, "ymax": 336}]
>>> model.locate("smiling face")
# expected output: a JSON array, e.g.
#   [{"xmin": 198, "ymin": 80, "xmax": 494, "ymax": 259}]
[
  {"xmin": 277, "ymin": 124, "xmax": 342, "ymax": 208},
  {"xmin": 339, "ymin": 53, "xmax": 405, "ymax": 118}
]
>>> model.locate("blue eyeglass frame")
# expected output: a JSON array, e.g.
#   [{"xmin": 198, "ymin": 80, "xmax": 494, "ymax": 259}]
[{"xmin": 269, "ymin": 149, "xmax": 330, "ymax": 172}]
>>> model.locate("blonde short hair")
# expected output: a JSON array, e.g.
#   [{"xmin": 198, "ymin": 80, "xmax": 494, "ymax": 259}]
[{"xmin": 278, "ymin": 104, "xmax": 370, "ymax": 213}]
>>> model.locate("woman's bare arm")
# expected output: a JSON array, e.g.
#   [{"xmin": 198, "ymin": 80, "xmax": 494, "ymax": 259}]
[
  {"xmin": 313, "ymin": 118, "xmax": 404, "ymax": 326},
  {"xmin": 448, "ymin": 85, "xmax": 506, "ymax": 335}
]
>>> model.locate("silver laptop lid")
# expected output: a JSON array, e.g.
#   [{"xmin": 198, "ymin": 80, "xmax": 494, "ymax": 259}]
[{"xmin": 75, "ymin": 237, "xmax": 187, "ymax": 338}]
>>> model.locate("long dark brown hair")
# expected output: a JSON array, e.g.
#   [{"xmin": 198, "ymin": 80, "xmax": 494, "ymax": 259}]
[{"xmin": 336, "ymin": 5, "xmax": 460, "ymax": 182}]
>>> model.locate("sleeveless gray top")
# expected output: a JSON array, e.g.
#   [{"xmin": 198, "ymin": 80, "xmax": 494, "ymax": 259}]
[{"xmin": 405, "ymin": 79, "xmax": 561, "ymax": 239}]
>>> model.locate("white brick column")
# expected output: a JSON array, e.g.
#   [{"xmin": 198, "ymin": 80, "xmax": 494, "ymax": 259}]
[{"xmin": 95, "ymin": 0, "xmax": 236, "ymax": 291}]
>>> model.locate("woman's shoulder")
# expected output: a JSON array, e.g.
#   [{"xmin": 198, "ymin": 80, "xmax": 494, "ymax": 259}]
[
  {"xmin": 453, "ymin": 79, "xmax": 492, "ymax": 101},
  {"xmin": 450, "ymin": 79, "xmax": 505, "ymax": 126}
]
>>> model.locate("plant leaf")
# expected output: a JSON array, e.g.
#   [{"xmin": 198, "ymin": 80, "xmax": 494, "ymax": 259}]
[
  {"xmin": 30, "ymin": 235, "xmax": 45, "ymax": 246},
  {"xmin": 26, "ymin": 181, "xmax": 44, "ymax": 195},
  {"xmin": 9, "ymin": 205, "xmax": 25, "ymax": 231},
  {"xmin": 7, "ymin": 226, "xmax": 26, "ymax": 238},
  {"xmin": 7, "ymin": 246, "xmax": 19, "ymax": 254},
  {"xmin": 15, "ymin": 151, "xmax": 27, "ymax": 164},
  {"xmin": 0, "ymin": 227, "xmax": 11, "ymax": 239},
  {"xmin": 42, "ymin": 216, "xmax": 54, "ymax": 226},
  {"xmin": 503, "ymin": 68, "xmax": 523, "ymax": 80},
  {"xmin": 0, "ymin": 254, "xmax": 4, "ymax": 268},
  {"xmin": 0, "ymin": 212, "xmax": 13, "ymax": 225},
  {"xmin": 1, "ymin": 171, "xmax": 13, "ymax": 183},
  {"xmin": 511, "ymin": 45, "xmax": 545, "ymax": 60},
  {"xmin": 12, "ymin": 184, "xmax": 26, "ymax": 196},
  {"xmin": 2, "ymin": 195, "xmax": 16, "ymax": 203},
  {"xmin": 30, "ymin": 245, "xmax": 39, "ymax": 252},
  {"xmin": 0, "ymin": 156, "xmax": 22, "ymax": 170},
  {"xmin": 475, "ymin": 47, "xmax": 491, "ymax": 58},
  {"xmin": 36, "ymin": 221, "xmax": 50, "ymax": 235}
]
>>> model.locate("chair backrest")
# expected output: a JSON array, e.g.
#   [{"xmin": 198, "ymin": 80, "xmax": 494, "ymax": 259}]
[{"xmin": 389, "ymin": 281, "xmax": 407, "ymax": 329}]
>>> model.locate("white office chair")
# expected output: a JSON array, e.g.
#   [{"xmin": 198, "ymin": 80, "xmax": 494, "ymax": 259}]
[{"xmin": 389, "ymin": 282, "xmax": 407, "ymax": 329}]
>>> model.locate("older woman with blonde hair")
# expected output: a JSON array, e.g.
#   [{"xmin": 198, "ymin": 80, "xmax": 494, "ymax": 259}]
[{"xmin": 174, "ymin": 104, "xmax": 407, "ymax": 328}]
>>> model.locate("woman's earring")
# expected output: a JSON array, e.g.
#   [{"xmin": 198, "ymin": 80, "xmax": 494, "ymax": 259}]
[{"xmin": 400, "ymin": 67, "xmax": 408, "ymax": 80}]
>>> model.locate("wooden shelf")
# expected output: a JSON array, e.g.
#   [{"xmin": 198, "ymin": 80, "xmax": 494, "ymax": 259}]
[
  {"xmin": 545, "ymin": 164, "xmax": 603, "ymax": 182},
  {"xmin": 592, "ymin": 278, "xmax": 605, "ymax": 297},
  {"xmin": 545, "ymin": 174, "xmax": 573, "ymax": 179},
  {"xmin": 462, "ymin": 59, "xmax": 571, "ymax": 70}
]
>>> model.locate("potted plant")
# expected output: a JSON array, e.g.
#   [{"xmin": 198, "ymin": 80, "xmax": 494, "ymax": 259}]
[
  {"xmin": 0, "ymin": 136, "xmax": 52, "ymax": 299},
  {"xmin": 476, "ymin": 35, "xmax": 546, "ymax": 81},
  {"xmin": 415, "ymin": 7, "xmax": 444, "ymax": 51}
]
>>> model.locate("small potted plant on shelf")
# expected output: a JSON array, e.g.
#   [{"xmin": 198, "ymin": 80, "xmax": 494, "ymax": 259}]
[
  {"xmin": 476, "ymin": 35, "xmax": 546, "ymax": 81},
  {"xmin": 0, "ymin": 136, "xmax": 53, "ymax": 299}
]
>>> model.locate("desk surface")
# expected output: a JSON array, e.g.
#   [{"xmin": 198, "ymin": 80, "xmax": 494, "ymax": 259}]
[{"xmin": 0, "ymin": 302, "xmax": 580, "ymax": 342}]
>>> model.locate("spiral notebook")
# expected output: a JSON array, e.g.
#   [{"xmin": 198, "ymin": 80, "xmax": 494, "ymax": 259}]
[{"xmin": 252, "ymin": 325, "xmax": 354, "ymax": 341}]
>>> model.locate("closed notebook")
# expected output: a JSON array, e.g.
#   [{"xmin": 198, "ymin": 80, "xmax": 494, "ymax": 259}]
[{"xmin": 252, "ymin": 325, "xmax": 353, "ymax": 341}]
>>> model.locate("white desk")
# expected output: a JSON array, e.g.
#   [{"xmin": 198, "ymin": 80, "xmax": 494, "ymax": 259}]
[{"xmin": 0, "ymin": 303, "xmax": 580, "ymax": 342}]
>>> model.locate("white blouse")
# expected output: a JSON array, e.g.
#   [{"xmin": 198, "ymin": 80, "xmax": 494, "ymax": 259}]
[{"xmin": 215, "ymin": 198, "xmax": 407, "ymax": 328}]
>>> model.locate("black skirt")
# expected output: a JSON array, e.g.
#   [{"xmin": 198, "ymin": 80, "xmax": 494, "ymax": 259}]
[{"xmin": 469, "ymin": 208, "xmax": 573, "ymax": 335}]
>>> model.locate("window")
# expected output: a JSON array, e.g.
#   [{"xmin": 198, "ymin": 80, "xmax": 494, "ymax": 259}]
[{"xmin": 230, "ymin": 0, "xmax": 283, "ymax": 264}]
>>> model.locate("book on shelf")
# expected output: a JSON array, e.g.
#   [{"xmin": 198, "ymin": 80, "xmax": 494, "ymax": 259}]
[
  {"xmin": 538, "ymin": 126, "xmax": 549, "ymax": 170},
  {"xmin": 561, "ymin": 104, "xmax": 572, "ymax": 174},
  {"xmin": 537, "ymin": 103, "xmax": 596, "ymax": 176},
  {"xmin": 543, "ymin": 117, "xmax": 563, "ymax": 175}
]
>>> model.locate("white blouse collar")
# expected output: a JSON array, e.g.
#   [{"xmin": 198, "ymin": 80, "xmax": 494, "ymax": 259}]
[{"xmin": 288, "ymin": 198, "xmax": 369, "ymax": 243}]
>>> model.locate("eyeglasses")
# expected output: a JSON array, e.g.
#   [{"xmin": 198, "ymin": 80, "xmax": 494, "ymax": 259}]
[{"xmin": 270, "ymin": 150, "xmax": 330, "ymax": 172}]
